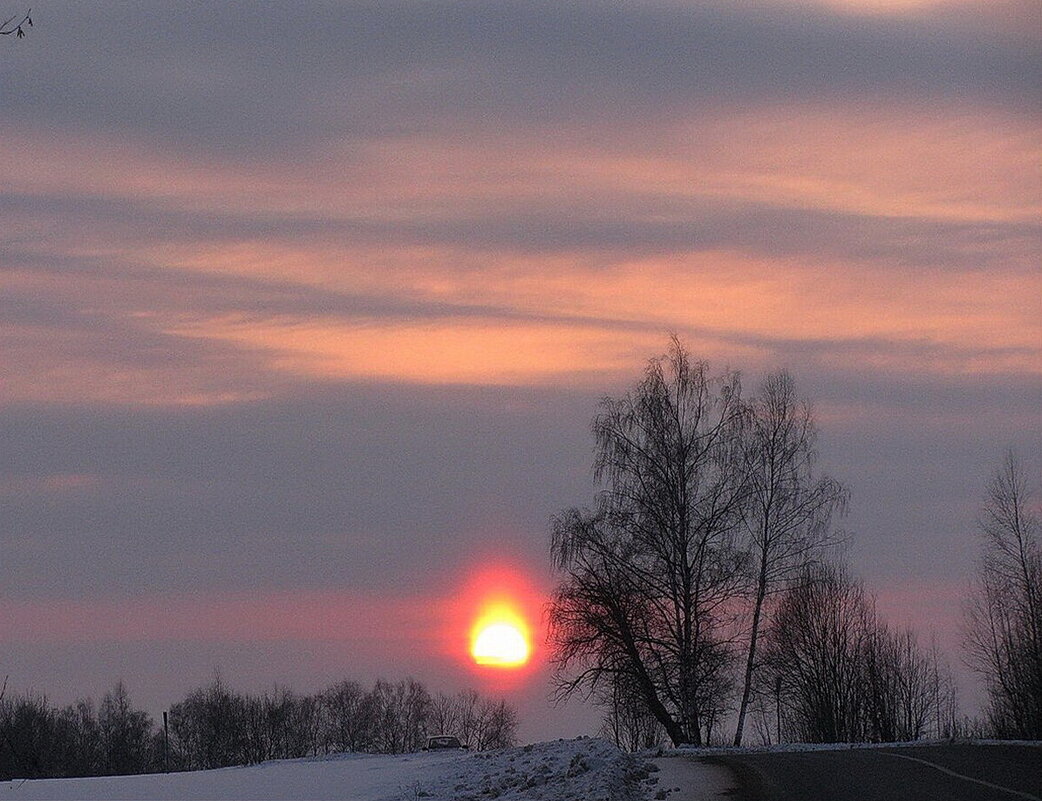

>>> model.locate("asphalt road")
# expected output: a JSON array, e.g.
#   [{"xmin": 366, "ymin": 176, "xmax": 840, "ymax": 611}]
[{"xmin": 705, "ymin": 743, "xmax": 1042, "ymax": 801}]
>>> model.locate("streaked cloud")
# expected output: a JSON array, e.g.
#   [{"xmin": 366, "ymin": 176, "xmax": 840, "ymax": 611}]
[
  {"xmin": 4, "ymin": 95, "xmax": 1038, "ymax": 399},
  {"xmin": 4, "ymin": 2, "xmax": 1037, "ymax": 157}
]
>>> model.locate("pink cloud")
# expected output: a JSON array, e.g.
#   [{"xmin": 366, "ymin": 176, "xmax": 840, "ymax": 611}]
[{"xmin": 0, "ymin": 590, "xmax": 435, "ymax": 645}]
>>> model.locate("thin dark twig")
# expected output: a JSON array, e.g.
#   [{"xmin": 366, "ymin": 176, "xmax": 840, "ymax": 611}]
[{"xmin": 0, "ymin": 8, "xmax": 32, "ymax": 38}]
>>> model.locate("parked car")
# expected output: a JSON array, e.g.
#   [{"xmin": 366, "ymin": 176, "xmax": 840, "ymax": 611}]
[{"xmin": 423, "ymin": 735, "xmax": 468, "ymax": 751}]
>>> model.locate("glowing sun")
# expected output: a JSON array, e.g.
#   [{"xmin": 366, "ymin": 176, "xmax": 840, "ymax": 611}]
[{"xmin": 470, "ymin": 603, "xmax": 531, "ymax": 668}]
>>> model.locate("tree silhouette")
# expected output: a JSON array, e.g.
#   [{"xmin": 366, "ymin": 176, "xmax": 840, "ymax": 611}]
[
  {"xmin": 964, "ymin": 450, "xmax": 1042, "ymax": 738},
  {"xmin": 732, "ymin": 370, "xmax": 847, "ymax": 745},
  {"xmin": 548, "ymin": 338, "xmax": 748, "ymax": 746}
]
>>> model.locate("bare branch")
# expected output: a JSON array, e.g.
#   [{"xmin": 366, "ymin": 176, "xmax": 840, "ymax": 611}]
[{"xmin": 0, "ymin": 8, "xmax": 31, "ymax": 38}]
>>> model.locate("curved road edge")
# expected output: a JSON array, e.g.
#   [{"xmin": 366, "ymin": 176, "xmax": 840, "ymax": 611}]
[{"xmin": 697, "ymin": 742, "xmax": 1042, "ymax": 801}]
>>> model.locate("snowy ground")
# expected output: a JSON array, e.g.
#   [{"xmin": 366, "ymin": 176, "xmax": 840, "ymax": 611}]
[{"xmin": 0, "ymin": 738, "xmax": 655, "ymax": 801}]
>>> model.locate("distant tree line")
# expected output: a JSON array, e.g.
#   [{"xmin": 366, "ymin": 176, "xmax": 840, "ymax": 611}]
[
  {"xmin": 0, "ymin": 680, "xmax": 154, "ymax": 781},
  {"xmin": 0, "ymin": 675, "xmax": 516, "ymax": 781},
  {"xmin": 548, "ymin": 338, "xmax": 969, "ymax": 748}
]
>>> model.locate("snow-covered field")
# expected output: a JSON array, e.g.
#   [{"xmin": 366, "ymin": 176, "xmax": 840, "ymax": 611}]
[{"xmin": 0, "ymin": 738, "xmax": 653, "ymax": 801}]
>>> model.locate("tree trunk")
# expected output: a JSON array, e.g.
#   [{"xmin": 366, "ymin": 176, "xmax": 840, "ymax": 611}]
[{"xmin": 733, "ymin": 575, "xmax": 767, "ymax": 746}]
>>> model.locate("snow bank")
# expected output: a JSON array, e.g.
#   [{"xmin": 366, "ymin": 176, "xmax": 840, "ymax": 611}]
[
  {"xmin": 0, "ymin": 737, "xmax": 650, "ymax": 801},
  {"xmin": 416, "ymin": 737, "xmax": 650, "ymax": 801}
]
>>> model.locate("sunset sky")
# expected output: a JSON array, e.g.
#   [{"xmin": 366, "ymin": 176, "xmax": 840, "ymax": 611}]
[{"xmin": 1, "ymin": 0, "xmax": 1039, "ymax": 742}]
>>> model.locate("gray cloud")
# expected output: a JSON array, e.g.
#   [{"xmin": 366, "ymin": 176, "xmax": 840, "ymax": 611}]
[
  {"xmin": 5, "ymin": 188, "xmax": 1037, "ymax": 272},
  {"xmin": 3, "ymin": 370, "xmax": 1036, "ymax": 603},
  {"xmin": 0, "ymin": 385, "xmax": 598, "ymax": 599},
  {"xmin": 2, "ymin": 1, "xmax": 1037, "ymax": 158}
]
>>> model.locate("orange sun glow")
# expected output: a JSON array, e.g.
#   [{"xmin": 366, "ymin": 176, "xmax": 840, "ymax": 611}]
[{"xmin": 469, "ymin": 602, "xmax": 531, "ymax": 668}]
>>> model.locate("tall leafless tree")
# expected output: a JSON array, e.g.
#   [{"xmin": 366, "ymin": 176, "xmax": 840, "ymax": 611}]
[
  {"xmin": 964, "ymin": 450, "xmax": 1042, "ymax": 738},
  {"xmin": 732, "ymin": 371, "xmax": 847, "ymax": 745},
  {"xmin": 548, "ymin": 339, "xmax": 748, "ymax": 746}
]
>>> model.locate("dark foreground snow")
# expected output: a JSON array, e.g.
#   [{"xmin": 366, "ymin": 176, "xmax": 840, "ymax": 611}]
[{"xmin": 0, "ymin": 737, "xmax": 652, "ymax": 801}]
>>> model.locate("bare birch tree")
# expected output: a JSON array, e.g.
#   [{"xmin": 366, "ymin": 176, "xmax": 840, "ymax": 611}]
[
  {"xmin": 964, "ymin": 450, "xmax": 1042, "ymax": 738},
  {"xmin": 548, "ymin": 339, "xmax": 748, "ymax": 746},
  {"xmin": 732, "ymin": 371, "xmax": 847, "ymax": 745}
]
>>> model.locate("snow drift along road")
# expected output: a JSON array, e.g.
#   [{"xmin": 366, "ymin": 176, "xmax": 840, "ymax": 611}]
[{"xmin": 0, "ymin": 737, "xmax": 651, "ymax": 801}]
